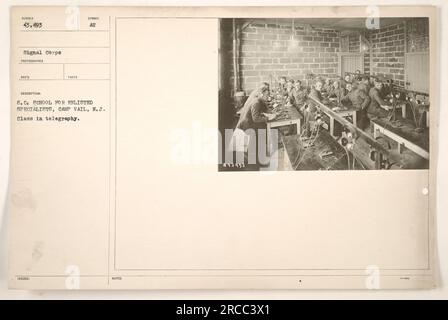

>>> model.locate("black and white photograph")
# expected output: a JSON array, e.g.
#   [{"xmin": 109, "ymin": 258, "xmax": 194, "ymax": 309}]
[
  {"xmin": 218, "ymin": 17, "xmax": 430, "ymax": 171},
  {"xmin": 2, "ymin": 3, "xmax": 443, "ymax": 295}
]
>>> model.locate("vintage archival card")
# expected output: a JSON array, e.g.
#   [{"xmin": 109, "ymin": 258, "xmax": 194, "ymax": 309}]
[{"xmin": 8, "ymin": 6, "xmax": 438, "ymax": 289}]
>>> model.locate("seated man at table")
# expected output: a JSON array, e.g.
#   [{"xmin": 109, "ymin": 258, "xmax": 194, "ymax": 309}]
[
  {"xmin": 357, "ymin": 76, "xmax": 371, "ymax": 95},
  {"xmin": 277, "ymin": 76, "xmax": 288, "ymax": 97},
  {"xmin": 328, "ymin": 79, "xmax": 346, "ymax": 103},
  {"xmin": 302, "ymin": 80, "xmax": 324, "ymax": 137},
  {"xmin": 323, "ymin": 78, "xmax": 332, "ymax": 94},
  {"xmin": 341, "ymin": 82, "xmax": 371, "ymax": 130},
  {"xmin": 308, "ymin": 79, "xmax": 323, "ymax": 109},
  {"xmin": 244, "ymin": 82, "xmax": 270, "ymax": 106},
  {"xmin": 381, "ymin": 78, "xmax": 393, "ymax": 98},
  {"xmin": 285, "ymin": 79, "xmax": 295, "ymax": 105},
  {"xmin": 368, "ymin": 80, "xmax": 389, "ymax": 119},
  {"xmin": 237, "ymin": 83, "xmax": 275, "ymax": 131},
  {"xmin": 344, "ymin": 74, "xmax": 352, "ymax": 87},
  {"xmin": 292, "ymin": 79, "xmax": 308, "ymax": 107}
]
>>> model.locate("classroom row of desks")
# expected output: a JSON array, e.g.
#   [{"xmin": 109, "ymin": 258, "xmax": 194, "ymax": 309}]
[{"xmin": 268, "ymin": 97, "xmax": 429, "ymax": 170}]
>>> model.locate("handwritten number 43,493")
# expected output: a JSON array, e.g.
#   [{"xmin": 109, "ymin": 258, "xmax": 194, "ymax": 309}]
[{"xmin": 23, "ymin": 22, "xmax": 42, "ymax": 29}]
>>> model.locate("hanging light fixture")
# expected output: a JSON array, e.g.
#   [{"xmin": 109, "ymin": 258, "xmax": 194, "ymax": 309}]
[
  {"xmin": 360, "ymin": 33, "xmax": 371, "ymax": 53},
  {"xmin": 273, "ymin": 18, "xmax": 282, "ymax": 50},
  {"xmin": 288, "ymin": 18, "xmax": 298, "ymax": 50}
]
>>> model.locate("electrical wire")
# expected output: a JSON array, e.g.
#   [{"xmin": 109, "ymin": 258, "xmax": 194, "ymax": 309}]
[
  {"xmin": 352, "ymin": 151, "xmax": 356, "ymax": 169},
  {"xmin": 344, "ymin": 148, "xmax": 351, "ymax": 170},
  {"xmin": 291, "ymin": 106, "xmax": 313, "ymax": 166},
  {"xmin": 294, "ymin": 126, "xmax": 317, "ymax": 169},
  {"xmin": 354, "ymin": 155, "xmax": 367, "ymax": 170},
  {"xmin": 294, "ymin": 124, "xmax": 321, "ymax": 169},
  {"xmin": 406, "ymin": 100, "xmax": 419, "ymax": 128}
]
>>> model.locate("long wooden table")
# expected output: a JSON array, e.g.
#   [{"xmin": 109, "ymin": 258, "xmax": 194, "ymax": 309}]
[
  {"xmin": 371, "ymin": 118, "xmax": 430, "ymax": 160},
  {"xmin": 267, "ymin": 104, "xmax": 303, "ymax": 155},
  {"xmin": 308, "ymin": 96, "xmax": 393, "ymax": 170},
  {"xmin": 379, "ymin": 102, "xmax": 406, "ymax": 119},
  {"xmin": 282, "ymin": 129, "xmax": 351, "ymax": 170},
  {"xmin": 324, "ymin": 100, "xmax": 357, "ymax": 137},
  {"xmin": 379, "ymin": 101, "xmax": 430, "ymax": 127}
]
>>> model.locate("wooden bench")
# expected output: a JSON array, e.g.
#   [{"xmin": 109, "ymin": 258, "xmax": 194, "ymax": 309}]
[{"xmin": 371, "ymin": 118, "xmax": 429, "ymax": 160}]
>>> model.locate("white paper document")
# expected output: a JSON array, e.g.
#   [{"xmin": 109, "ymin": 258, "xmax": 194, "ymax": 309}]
[{"xmin": 8, "ymin": 6, "xmax": 438, "ymax": 289}]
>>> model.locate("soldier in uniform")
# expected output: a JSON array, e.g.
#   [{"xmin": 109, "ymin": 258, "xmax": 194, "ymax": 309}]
[
  {"xmin": 344, "ymin": 74, "xmax": 352, "ymax": 87},
  {"xmin": 341, "ymin": 83, "xmax": 371, "ymax": 130},
  {"xmin": 323, "ymin": 78, "xmax": 333, "ymax": 94},
  {"xmin": 286, "ymin": 79, "xmax": 295, "ymax": 105},
  {"xmin": 368, "ymin": 80, "xmax": 389, "ymax": 119},
  {"xmin": 244, "ymin": 82, "xmax": 269, "ymax": 109},
  {"xmin": 233, "ymin": 83, "xmax": 276, "ymax": 168},
  {"xmin": 277, "ymin": 76, "xmax": 288, "ymax": 97},
  {"xmin": 308, "ymin": 80, "xmax": 323, "ymax": 111},
  {"xmin": 292, "ymin": 79, "xmax": 308, "ymax": 108},
  {"xmin": 357, "ymin": 76, "xmax": 371, "ymax": 95},
  {"xmin": 369, "ymin": 75, "xmax": 377, "ymax": 87},
  {"xmin": 381, "ymin": 78, "xmax": 393, "ymax": 98},
  {"xmin": 236, "ymin": 83, "xmax": 274, "ymax": 131},
  {"xmin": 302, "ymin": 80, "xmax": 324, "ymax": 137},
  {"xmin": 328, "ymin": 79, "xmax": 346, "ymax": 103}
]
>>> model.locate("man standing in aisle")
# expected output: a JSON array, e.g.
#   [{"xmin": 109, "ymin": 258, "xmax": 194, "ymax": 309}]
[
  {"xmin": 328, "ymin": 79, "xmax": 346, "ymax": 104},
  {"xmin": 368, "ymin": 80, "xmax": 389, "ymax": 119},
  {"xmin": 292, "ymin": 79, "xmax": 308, "ymax": 108},
  {"xmin": 357, "ymin": 76, "xmax": 371, "ymax": 95},
  {"xmin": 341, "ymin": 82, "xmax": 371, "ymax": 130}
]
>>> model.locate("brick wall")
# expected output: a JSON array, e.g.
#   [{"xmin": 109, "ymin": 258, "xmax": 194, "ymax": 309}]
[
  {"xmin": 363, "ymin": 52, "xmax": 370, "ymax": 74},
  {"xmin": 369, "ymin": 23, "xmax": 406, "ymax": 87},
  {"xmin": 348, "ymin": 34, "xmax": 360, "ymax": 52},
  {"xmin": 229, "ymin": 20, "xmax": 340, "ymax": 95},
  {"xmin": 225, "ymin": 18, "xmax": 429, "ymax": 95}
]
